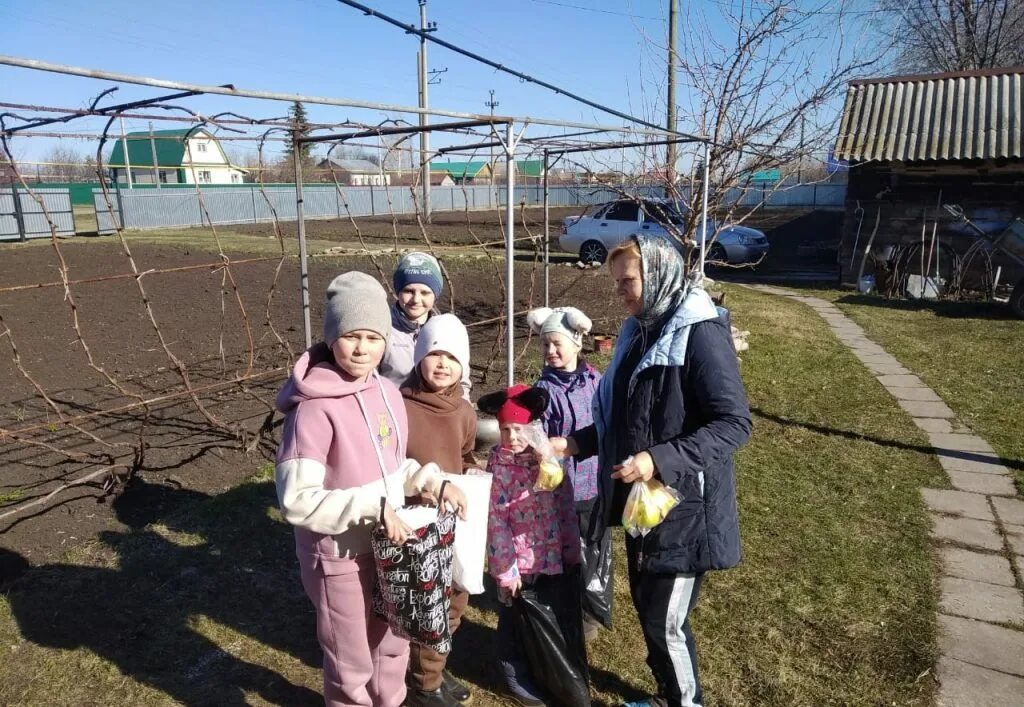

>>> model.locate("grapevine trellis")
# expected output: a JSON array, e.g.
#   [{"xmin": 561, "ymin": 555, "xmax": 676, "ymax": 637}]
[{"xmin": 0, "ymin": 56, "xmax": 711, "ymax": 525}]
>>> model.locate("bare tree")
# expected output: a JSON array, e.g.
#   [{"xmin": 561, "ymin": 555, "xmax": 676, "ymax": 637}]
[
  {"xmin": 380, "ymin": 135, "xmax": 408, "ymax": 172},
  {"xmin": 41, "ymin": 144, "xmax": 97, "ymax": 182},
  {"xmin": 630, "ymin": 0, "xmax": 889, "ymax": 263},
  {"xmin": 878, "ymin": 0, "xmax": 1024, "ymax": 72},
  {"xmin": 330, "ymin": 144, "xmax": 381, "ymax": 166}
]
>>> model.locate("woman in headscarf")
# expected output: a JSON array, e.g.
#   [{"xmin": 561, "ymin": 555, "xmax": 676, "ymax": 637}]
[{"xmin": 553, "ymin": 234, "xmax": 752, "ymax": 707}]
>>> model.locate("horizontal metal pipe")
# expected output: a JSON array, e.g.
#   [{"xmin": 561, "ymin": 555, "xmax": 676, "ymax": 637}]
[
  {"xmin": 299, "ymin": 118, "xmax": 508, "ymax": 145},
  {"xmin": 548, "ymin": 136, "xmax": 703, "ymax": 156},
  {"xmin": 0, "ymin": 55, "xmax": 682, "ymax": 136}
]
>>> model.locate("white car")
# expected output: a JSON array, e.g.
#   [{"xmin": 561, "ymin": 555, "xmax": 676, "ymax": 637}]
[{"xmin": 559, "ymin": 198, "xmax": 769, "ymax": 265}]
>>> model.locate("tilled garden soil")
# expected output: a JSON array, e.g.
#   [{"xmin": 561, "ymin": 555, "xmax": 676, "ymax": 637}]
[
  {"xmin": 228, "ymin": 205, "xmax": 587, "ymax": 248},
  {"xmin": 0, "ymin": 239, "xmax": 620, "ymax": 565}
]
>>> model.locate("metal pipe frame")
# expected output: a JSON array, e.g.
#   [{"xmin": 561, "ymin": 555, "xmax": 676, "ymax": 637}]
[
  {"xmin": 435, "ymin": 129, "xmax": 616, "ymax": 156},
  {"xmin": 0, "ymin": 55, "xmax": 682, "ymax": 137},
  {"xmin": 3, "ymin": 88, "xmax": 208, "ymax": 134},
  {"xmin": 504, "ymin": 121, "xmax": 516, "ymax": 387},
  {"xmin": 542, "ymin": 150, "xmax": 550, "ymax": 307},
  {"xmin": 298, "ymin": 118, "xmax": 508, "ymax": 145},
  {"xmin": 546, "ymin": 135, "xmax": 706, "ymax": 157},
  {"xmin": 700, "ymin": 140, "xmax": 711, "ymax": 277},
  {"xmin": 293, "ymin": 134, "xmax": 312, "ymax": 349}
]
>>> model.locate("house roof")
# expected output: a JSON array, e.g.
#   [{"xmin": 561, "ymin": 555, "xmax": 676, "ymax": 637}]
[
  {"xmin": 108, "ymin": 128, "xmax": 197, "ymax": 168},
  {"xmin": 431, "ymin": 160, "xmax": 544, "ymax": 178},
  {"xmin": 834, "ymin": 67, "xmax": 1024, "ymax": 163},
  {"xmin": 431, "ymin": 161, "xmax": 489, "ymax": 178},
  {"xmin": 516, "ymin": 159, "xmax": 544, "ymax": 178},
  {"xmin": 319, "ymin": 157, "xmax": 382, "ymax": 173}
]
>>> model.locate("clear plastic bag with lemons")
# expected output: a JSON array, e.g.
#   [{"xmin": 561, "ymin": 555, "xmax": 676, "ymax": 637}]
[
  {"xmin": 519, "ymin": 421, "xmax": 565, "ymax": 492},
  {"xmin": 622, "ymin": 474, "xmax": 681, "ymax": 538}
]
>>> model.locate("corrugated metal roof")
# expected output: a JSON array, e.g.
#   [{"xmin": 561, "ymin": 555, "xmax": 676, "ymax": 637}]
[
  {"xmin": 834, "ymin": 68, "xmax": 1024, "ymax": 163},
  {"xmin": 109, "ymin": 130, "xmax": 192, "ymax": 168},
  {"xmin": 431, "ymin": 161, "xmax": 489, "ymax": 178},
  {"xmin": 321, "ymin": 157, "xmax": 381, "ymax": 173}
]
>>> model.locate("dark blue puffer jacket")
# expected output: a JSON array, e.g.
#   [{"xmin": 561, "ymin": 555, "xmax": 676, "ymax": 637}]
[{"xmin": 574, "ymin": 288, "xmax": 752, "ymax": 574}]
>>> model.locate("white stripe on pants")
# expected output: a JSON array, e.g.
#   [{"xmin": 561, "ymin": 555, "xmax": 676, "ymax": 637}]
[
  {"xmin": 664, "ymin": 575, "xmax": 700, "ymax": 706},
  {"xmin": 627, "ymin": 557, "xmax": 704, "ymax": 707}
]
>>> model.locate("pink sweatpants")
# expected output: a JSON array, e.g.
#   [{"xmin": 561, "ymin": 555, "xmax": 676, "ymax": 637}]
[{"xmin": 299, "ymin": 553, "xmax": 410, "ymax": 707}]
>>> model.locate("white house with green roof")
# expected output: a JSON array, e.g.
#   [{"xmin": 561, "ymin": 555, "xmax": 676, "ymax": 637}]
[{"xmin": 108, "ymin": 128, "xmax": 247, "ymax": 185}]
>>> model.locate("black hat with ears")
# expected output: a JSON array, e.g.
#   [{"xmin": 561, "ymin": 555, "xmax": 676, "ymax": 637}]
[{"xmin": 477, "ymin": 384, "xmax": 549, "ymax": 424}]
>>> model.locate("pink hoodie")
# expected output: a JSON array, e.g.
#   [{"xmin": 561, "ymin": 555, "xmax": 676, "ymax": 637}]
[{"xmin": 275, "ymin": 343, "xmax": 443, "ymax": 570}]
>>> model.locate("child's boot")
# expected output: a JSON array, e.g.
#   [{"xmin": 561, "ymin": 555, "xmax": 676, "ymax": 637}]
[
  {"xmin": 404, "ymin": 686, "xmax": 460, "ymax": 707},
  {"xmin": 501, "ymin": 660, "xmax": 545, "ymax": 707},
  {"xmin": 441, "ymin": 670, "xmax": 471, "ymax": 702}
]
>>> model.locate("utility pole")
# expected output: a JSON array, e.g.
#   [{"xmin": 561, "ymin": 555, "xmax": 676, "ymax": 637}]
[
  {"xmin": 666, "ymin": 0, "xmax": 679, "ymax": 183},
  {"xmin": 486, "ymin": 89, "xmax": 499, "ymax": 187},
  {"xmin": 418, "ymin": 0, "xmax": 435, "ymax": 222}
]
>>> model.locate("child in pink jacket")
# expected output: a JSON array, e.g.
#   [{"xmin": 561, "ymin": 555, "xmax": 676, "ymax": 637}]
[
  {"xmin": 479, "ymin": 384, "xmax": 581, "ymax": 707},
  {"xmin": 275, "ymin": 271, "xmax": 465, "ymax": 707}
]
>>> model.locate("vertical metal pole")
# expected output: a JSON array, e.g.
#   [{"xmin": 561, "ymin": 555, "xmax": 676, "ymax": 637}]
[
  {"xmin": 700, "ymin": 140, "xmax": 711, "ymax": 276},
  {"xmin": 798, "ymin": 113, "xmax": 805, "ymax": 183},
  {"xmin": 149, "ymin": 122, "xmax": 161, "ymax": 188},
  {"xmin": 119, "ymin": 116, "xmax": 133, "ymax": 188},
  {"xmin": 505, "ymin": 121, "xmax": 516, "ymax": 387},
  {"xmin": 293, "ymin": 135, "xmax": 312, "ymax": 349},
  {"xmin": 542, "ymin": 149, "xmax": 550, "ymax": 307},
  {"xmin": 667, "ymin": 0, "xmax": 678, "ymax": 181},
  {"xmin": 113, "ymin": 179, "xmax": 125, "ymax": 230},
  {"xmin": 487, "ymin": 89, "xmax": 499, "ymax": 198},
  {"xmin": 418, "ymin": 0, "xmax": 431, "ymax": 222},
  {"xmin": 12, "ymin": 185, "xmax": 27, "ymax": 242}
]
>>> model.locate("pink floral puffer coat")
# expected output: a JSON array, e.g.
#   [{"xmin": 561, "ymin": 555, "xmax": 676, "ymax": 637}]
[{"xmin": 486, "ymin": 446, "xmax": 581, "ymax": 588}]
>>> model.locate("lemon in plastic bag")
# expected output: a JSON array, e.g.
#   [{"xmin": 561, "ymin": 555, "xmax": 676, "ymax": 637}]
[
  {"xmin": 535, "ymin": 459, "xmax": 564, "ymax": 491},
  {"xmin": 519, "ymin": 421, "xmax": 565, "ymax": 492},
  {"xmin": 622, "ymin": 477, "xmax": 681, "ymax": 537}
]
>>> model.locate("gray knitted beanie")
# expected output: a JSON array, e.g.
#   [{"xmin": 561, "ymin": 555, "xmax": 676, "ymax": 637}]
[{"xmin": 322, "ymin": 272, "xmax": 391, "ymax": 345}]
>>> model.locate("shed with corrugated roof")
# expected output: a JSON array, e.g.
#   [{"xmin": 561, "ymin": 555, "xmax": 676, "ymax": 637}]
[{"xmin": 833, "ymin": 67, "xmax": 1024, "ymax": 290}]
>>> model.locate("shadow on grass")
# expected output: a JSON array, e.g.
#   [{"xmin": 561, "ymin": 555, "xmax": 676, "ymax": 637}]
[
  {"xmin": 752, "ymin": 407, "xmax": 1024, "ymax": 471},
  {"xmin": 2, "ymin": 475, "xmax": 645, "ymax": 705},
  {"xmin": 835, "ymin": 293, "xmax": 1017, "ymax": 320},
  {"xmin": 2, "ymin": 479, "xmax": 323, "ymax": 705}
]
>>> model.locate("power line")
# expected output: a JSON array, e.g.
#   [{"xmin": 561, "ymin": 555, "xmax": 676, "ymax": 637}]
[
  {"xmin": 331, "ymin": 0, "xmax": 705, "ymax": 140},
  {"xmin": 526, "ymin": 0, "xmax": 663, "ymax": 21}
]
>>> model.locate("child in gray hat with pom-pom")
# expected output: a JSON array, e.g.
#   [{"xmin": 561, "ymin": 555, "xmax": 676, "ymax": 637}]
[{"xmin": 274, "ymin": 270, "xmax": 466, "ymax": 707}]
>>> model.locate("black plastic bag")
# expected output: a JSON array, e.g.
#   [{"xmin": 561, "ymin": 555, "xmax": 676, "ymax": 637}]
[
  {"xmin": 581, "ymin": 527, "xmax": 614, "ymax": 629},
  {"xmin": 511, "ymin": 571, "xmax": 591, "ymax": 707}
]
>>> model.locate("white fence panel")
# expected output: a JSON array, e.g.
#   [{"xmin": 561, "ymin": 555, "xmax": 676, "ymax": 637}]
[
  {"xmin": 1, "ymin": 188, "xmax": 76, "ymax": 240},
  {"xmin": 202, "ymin": 189, "xmax": 261, "ymax": 225},
  {"xmin": 337, "ymin": 186, "xmax": 372, "ymax": 218}
]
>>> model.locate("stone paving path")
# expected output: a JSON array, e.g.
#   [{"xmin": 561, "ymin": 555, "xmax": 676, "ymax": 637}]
[{"xmin": 748, "ymin": 285, "xmax": 1024, "ymax": 706}]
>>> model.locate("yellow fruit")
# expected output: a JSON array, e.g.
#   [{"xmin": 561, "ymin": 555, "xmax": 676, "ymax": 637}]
[
  {"xmin": 537, "ymin": 460, "xmax": 564, "ymax": 490},
  {"xmin": 652, "ymin": 488, "xmax": 679, "ymax": 515},
  {"xmin": 634, "ymin": 502, "xmax": 663, "ymax": 528}
]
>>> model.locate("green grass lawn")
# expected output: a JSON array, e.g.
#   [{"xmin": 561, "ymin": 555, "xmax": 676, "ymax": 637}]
[
  {"xmin": 813, "ymin": 292, "xmax": 1024, "ymax": 494},
  {"xmin": 0, "ymin": 285, "xmax": 945, "ymax": 706}
]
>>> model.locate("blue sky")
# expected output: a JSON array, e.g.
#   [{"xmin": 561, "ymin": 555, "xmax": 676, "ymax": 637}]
[{"xmin": 0, "ymin": 0, "xmax": 880, "ymax": 168}]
